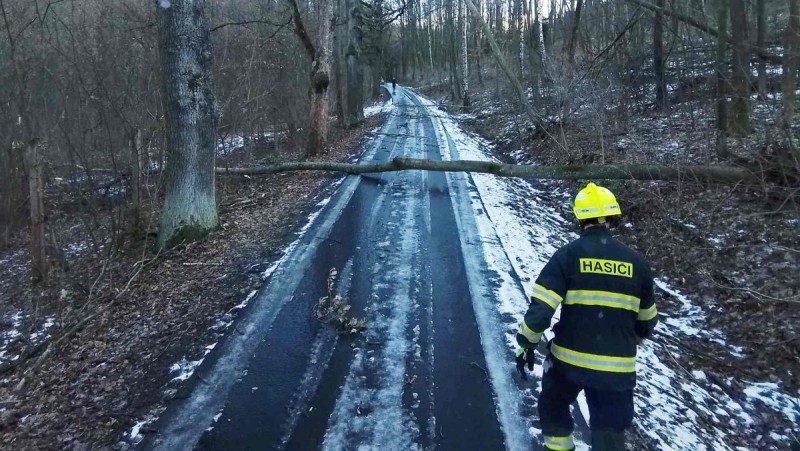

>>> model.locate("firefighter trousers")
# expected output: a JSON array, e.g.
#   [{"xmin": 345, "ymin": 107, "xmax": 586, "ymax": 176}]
[{"xmin": 538, "ymin": 361, "xmax": 633, "ymax": 450}]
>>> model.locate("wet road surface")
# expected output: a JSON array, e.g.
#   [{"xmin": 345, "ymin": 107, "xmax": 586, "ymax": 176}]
[{"xmin": 145, "ymin": 88, "xmax": 588, "ymax": 451}]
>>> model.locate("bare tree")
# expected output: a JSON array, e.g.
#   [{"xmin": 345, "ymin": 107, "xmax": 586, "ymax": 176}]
[
  {"xmin": 728, "ymin": 0, "xmax": 751, "ymax": 136},
  {"xmin": 289, "ymin": 0, "xmax": 335, "ymax": 157},
  {"xmin": 463, "ymin": 0, "xmax": 470, "ymax": 105},
  {"xmin": 25, "ymin": 140, "xmax": 46, "ymax": 282},
  {"xmin": 336, "ymin": 0, "xmax": 367, "ymax": 129},
  {"xmin": 567, "ymin": 0, "xmax": 583, "ymax": 64},
  {"xmin": 156, "ymin": 0, "xmax": 219, "ymax": 249},
  {"xmin": 782, "ymin": 0, "xmax": 800, "ymax": 125},
  {"xmin": 715, "ymin": 0, "xmax": 729, "ymax": 157},
  {"xmin": 756, "ymin": 0, "xmax": 767, "ymax": 98},
  {"xmin": 653, "ymin": 0, "xmax": 667, "ymax": 109}
]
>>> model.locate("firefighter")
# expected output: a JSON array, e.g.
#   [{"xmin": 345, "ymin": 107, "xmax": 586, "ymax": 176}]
[{"xmin": 515, "ymin": 182, "xmax": 658, "ymax": 451}]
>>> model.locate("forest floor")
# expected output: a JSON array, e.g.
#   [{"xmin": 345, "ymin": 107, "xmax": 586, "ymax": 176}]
[
  {"xmin": 420, "ymin": 80, "xmax": 800, "ymax": 448},
  {"xmin": 0, "ymin": 110, "xmax": 385, "ymax": 449}
]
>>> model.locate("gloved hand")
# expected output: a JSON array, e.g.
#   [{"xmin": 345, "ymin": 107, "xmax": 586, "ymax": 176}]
[{"xmin": 515, "ymin": 347, "xmax": 535, "ymax": 380}]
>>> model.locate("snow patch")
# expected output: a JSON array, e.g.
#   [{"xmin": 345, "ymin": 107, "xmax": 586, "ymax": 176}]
[
  {"xmin": 0, "ymin": 312, "xmax": 57, "ymax": 362},
  {"xmin": 409, "ymin": 89, "xmax": 800, "ymax": 450},
  {"xmin": 169, "ymin": 357, "xmax": 203, "ymax": 383},
  {"xmin": 364, "ymin": 100, "xmax": 392, "ymax": 118},
  {"xmin": 743, "ymin": 383, "xmax": 800, "ymax": 424}
]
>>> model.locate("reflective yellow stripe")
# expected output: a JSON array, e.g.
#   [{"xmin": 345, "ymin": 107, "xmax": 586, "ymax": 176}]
[
  {"xmin": 551, "ymin": 343, "xmax": 636, "ymax": 373},
  {"xmin": 518, "ymin": 322, "xmax": 542, "ymax": 344},
  {"xmin": 532, "ymin": 283, "xmax": 563, "ymax": 309},
  {"xmin": 544, "ymin": 435, "xmax": 575, "ymax": 450},
  {"xmin": 638, "ymin": 304, "xmax": 658, "ymax": 321},
  {"xmin": 564, "ymin": 289, "xmax": 640, "ymax": 312}
]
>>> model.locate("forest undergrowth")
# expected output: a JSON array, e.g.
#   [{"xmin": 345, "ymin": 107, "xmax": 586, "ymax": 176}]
[
  {"xmin": 0, "ymin": 115, "xmax": 382, "ymax": 449},
  {"xmin": 427, "ymin": 76, "xmax": 800, "ymax": 409}
]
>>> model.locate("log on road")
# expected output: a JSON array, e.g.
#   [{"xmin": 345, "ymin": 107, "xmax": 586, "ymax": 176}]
[{"xmin": 216, "ymin": 157, "xmax": 760, "ymax": 184}]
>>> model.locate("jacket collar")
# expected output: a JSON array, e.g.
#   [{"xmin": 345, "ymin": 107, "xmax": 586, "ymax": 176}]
[{"xmin": 581, "ymin": 226, "xmax": 612, "ymax": 237}]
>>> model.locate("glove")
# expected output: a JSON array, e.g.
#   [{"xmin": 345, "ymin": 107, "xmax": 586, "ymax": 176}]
[{"xmin": 515, "ymin": 347, "xmax": 535, "ymax": 380}]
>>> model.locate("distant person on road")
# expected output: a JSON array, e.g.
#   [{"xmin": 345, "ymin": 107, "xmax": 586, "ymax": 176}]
[
  {"xmin": 391, "ymin": 77, "xmax": 397, "ymax": 95},
  {"xmin": 515, "ymin": 183, "xmax": 658, "ymax": 451}
]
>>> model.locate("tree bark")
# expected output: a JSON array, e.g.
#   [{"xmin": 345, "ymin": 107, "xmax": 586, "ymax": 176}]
[
  {"xmin": 25, "ymin": 140, "xmax": 46, "ymax": 283},
  {"xmin": 728, "ymin": 0, "xmax": 751, "ymax": 136},
  {"xmin": 338, "ymin": 0, "xmax": 366, "ymax": 128},
  {"xmin": 156, "ymin": 0, "xmax": 219, "ymax": 249},
  {"xmin": 291, "ymin": 0, "xmax": 335, "ymax": 157},
  {"xmin": 756, "ymin": 0, "xmax": 767, "ymax": 98},
  {"xmin": 128, "ymin": 128, "xmax": 143, "ymax": 234},
  {"xmin": 216, "ymin": 157, "xmax": 758, "ymax": 184},
  {"xmin": 567, "ymin": 0, "xmax": 583, "ymax": 64},
  {"xmin": 654, "ymin": 0, "xmax": 667, "ymax": 109},
  {"xmin": 0, "ymin": 147, "xmax": 14, "ymax": 250},
  {"xmin": 715, "ymin": 0, "xmax": 729, "ymax": 157},
  {"xmin": 462, "ymin": 0, "xmax": 470, "ymax": 106},
  {"xmin": 782, "ymin": 0, "xmax": 800, "ymax": 124},
  {"xmin": 518, "ymin": 0, "xmax": 525, "ymax": 74}
]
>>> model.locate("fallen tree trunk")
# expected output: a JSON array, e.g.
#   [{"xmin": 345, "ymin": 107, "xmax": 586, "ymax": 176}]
[{"xmin": 216, "ymin": 157, "xmax": 759, "ymax": 184}]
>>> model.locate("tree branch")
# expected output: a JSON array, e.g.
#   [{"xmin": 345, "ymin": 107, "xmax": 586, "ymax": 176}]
[
  {"xmin": 215, "ymin": 158, "xmax": 760, "ymax": 184},
  {"xmin": 626, "ymin": 0, "xmax": 782, "ymax": 64},
  {"xmin": 287, "ymin": 0, "xmax": 316, "ymax": 58},
  {"xmin": 210, "ymin": 17, "xmax": 291, "ymax": 32}
]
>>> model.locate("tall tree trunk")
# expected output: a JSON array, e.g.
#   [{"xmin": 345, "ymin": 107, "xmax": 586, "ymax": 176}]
[
  {"xmin": 475, "ymin": 0, "xmax": 484, "ymax": 85},
  {"xmin": 294, "ymin": 0, "xmax": 335, "ymax": 157},
  {"xmin": 26, "ymin": 140, "xmax": 46, "ymax": 283},
  {"xmin": 0, "ymin": 147, "xmax": 15, "ymax": 250},
  {"xmin": 715, "ymin": 0, "xmax": 729, "ymax": 157},
  {"xmin": 339, "ymin": 0, "xmax": 366, "ymax": 128},
  {"xmin": 756, "ymin": 0, "xmax": 767, "ymax": 98},
  {"xmin": 728, "ymin": 0, "xmax": 751, "ymax": 136},
  {"xmin": 128, "ymin": 128, "xmax": 143, "ymax": 234},
  {"xmin": 782, "ymin": 0, "xmax": 800, "ymax": 124},
  {"xmin": 463, "ymin": 0, "xmax": 470, "ymax": 105},
  {"xmin": 654, "ymin": 0, "xmax": 667, "ymax": 109},
  {"xmin": 156, "ymin": 0, "xmax": 219, "ymax": 249},
  {"xmin": 428, "ymin": 17, "xmax": 435, "ymax": 74},
  {"xmin": 567, "ymin": 0, "xmax": 583, "ymax": 64},
  {"xmin": 517, "ymin": 0, "xmax": 525, "ymax": 75}
]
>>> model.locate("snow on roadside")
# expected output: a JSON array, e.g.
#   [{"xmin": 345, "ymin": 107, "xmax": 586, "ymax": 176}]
[
  {"xmin": 216, "ymin": 131, "xmax": 283, "ymax": 156},
  {"xmin": 414, "ymin": 91, "xmax": 800, "ymax": 450},
  {"xmin": 364, "ymin": 99, "xmax": 392, "ymax": 118},
  {"xmin": 121, "ymin": 115, "xmax": 406, "ymax": 445},
  {"xmin": 123, "ymin": 186, "xmax": 345, "ymax": 446},
  {"xmin": 0, "ymin": 312, "xmax": 57, "ymax": 364}
]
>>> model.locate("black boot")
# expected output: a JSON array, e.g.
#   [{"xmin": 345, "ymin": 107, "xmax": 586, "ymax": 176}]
[{"xmin": 591, "ymin": 430, "xmax": 626, "ymax": 451}]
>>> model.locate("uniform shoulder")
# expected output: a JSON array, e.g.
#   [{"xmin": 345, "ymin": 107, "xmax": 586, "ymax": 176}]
[
  {"xmin": 554, "ymin": 237, "xmax": 583, "ymax": 257},
  {"xmin": 610, "ymin": 235, "xmax": 651, "ymax": 269}
]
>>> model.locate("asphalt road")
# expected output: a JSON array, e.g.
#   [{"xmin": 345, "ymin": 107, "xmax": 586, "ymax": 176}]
[{"xmin": 145, "ymin": 88, "xmax": 586, "ymax": 451}]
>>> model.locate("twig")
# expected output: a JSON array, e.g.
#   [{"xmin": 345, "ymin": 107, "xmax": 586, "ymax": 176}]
[
  {"xmin": 14, "ymin": 249, "xmax": 161, "ymax": 389},
  {"xmin": 469, "ymin": 361, "xmax": 489, "ymax": 382},
  {"xmin": 703, "ymin": 272, "xmax": 800, "ymax": 304}
]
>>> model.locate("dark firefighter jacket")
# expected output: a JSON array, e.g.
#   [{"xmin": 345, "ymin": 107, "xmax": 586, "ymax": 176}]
[{"xmin": 519, "ymin": 227, "xmax": 658, "ymax": 390}]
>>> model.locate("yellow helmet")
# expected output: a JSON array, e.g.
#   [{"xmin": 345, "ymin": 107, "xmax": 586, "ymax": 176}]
[{"xmin": 573, "ymin": 182, "xmax": 621, "ymax": 220}]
